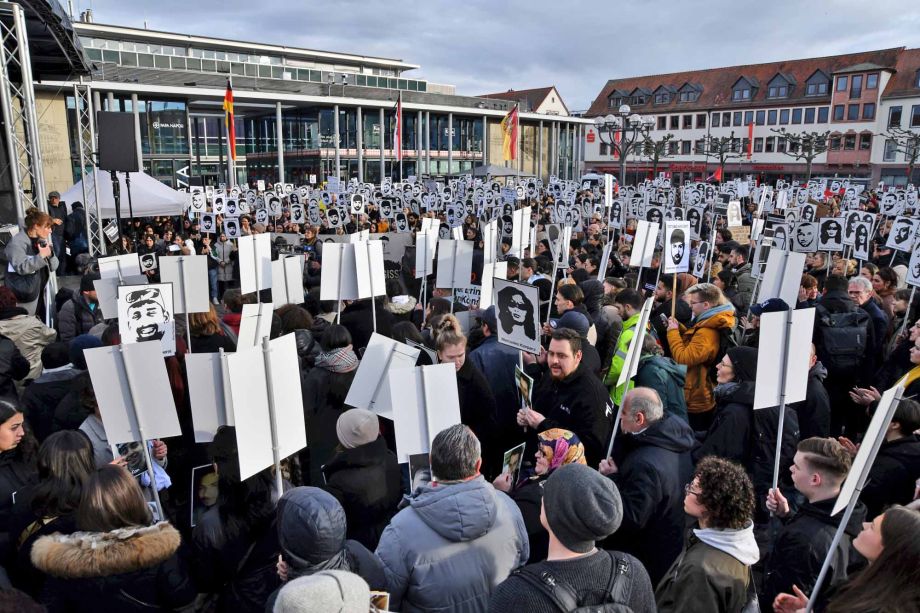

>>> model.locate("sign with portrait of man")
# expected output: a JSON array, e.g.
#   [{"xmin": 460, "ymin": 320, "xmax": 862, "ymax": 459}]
[
  {"xmin": 886, "ymin": 216, "xmax": 918, "ymax": 253},
  {"xmin": 117, "ymin": 284, "xmax": 176, "ymax": 357},
  {"xmin": 224, "ymin": 217, "xmax": 241, "ymax": 239},
  {"xmin": 200, "ymin": 213, "xmax": 216, "ymax": 234},
  {"xmin": 663, "ymin": 220, "xmax": 690, "ymax": 274},
  {"xmin": 493, "ymin": 279, "xmax": 541, "ymax": 354}
]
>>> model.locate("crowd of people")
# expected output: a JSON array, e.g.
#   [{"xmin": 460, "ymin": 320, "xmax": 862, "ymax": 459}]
[{"xmin": 0, "ymin": 177, "xmax": 918, "ymax": 613}]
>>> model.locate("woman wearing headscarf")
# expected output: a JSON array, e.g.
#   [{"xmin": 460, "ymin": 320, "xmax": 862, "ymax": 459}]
[{"xmin": 493, "ymin": 428, "xmax": 586, "ymax": 562}]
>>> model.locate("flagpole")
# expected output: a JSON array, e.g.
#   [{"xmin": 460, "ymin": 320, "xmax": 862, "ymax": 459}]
[
  {"xmin": 224, "ymin": 76, "xmax": 236, "ymax": 188},
  {"xmin": 397, "ymin": 92, "xmax": 404, "ymax": 182}
]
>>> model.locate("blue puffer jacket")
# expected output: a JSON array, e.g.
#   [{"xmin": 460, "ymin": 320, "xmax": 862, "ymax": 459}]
[{"xmin": 375, "ymin": 475, "xmax": 529, "ymax": 612}]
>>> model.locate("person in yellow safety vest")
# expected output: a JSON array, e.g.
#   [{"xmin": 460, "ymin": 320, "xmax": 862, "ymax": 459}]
[{"xmin": 604, "ymin": 289, "xmax": 645, "ymax": 404}]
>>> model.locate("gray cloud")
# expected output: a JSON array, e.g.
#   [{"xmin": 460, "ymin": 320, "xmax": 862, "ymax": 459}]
[{"xmin": 74, "ymin": 0, "xmax": 920, "ymax": 111}]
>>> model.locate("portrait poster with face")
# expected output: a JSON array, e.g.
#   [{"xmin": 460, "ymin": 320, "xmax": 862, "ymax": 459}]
[
  {"xmin": 663, "ymin": 221, "xmax": 690, "ymax": 274},
  {"xmin": 325, "ymin": 206, "xmax": 345, "ymax": 229},
  {"xmin": 878, "ymin": 192, "xmax": 903, "ymax": 217},
  {"xmin": 608, "ymin": 199, "xmax": 624, "ymax": 229},
  {"xmin": 212, "ymin": 194, "xmax": 226, "ymax": 215},
  {"xmin": 843, "ymin": 211, "xmax": 862, "ymax": 245},
  {"xmin": 118, "ymin": 284, "xmax": 176, "ymax": 357},
  {"xmin": 225, "ymin": 198, "xmax": 239, "ymax": 217},
  {"xmin": 350, "ymin": 193, "xmax": 366, "ymax": 216},
  {"xmin": 791, "ymin": 221, "xmax": 819, "ymax": 254},
  {"xmin": 393, "ymin": 212, "xmax": 410, "ymax": 233},
  {"xmin": 886, "ymin": 216, "xmax": 918, "ymax": 253},
  {"xmin": 266, "ymin": 195, "xmax": 282, "ymax": 217},
  {"xmin": 223, "ymin": 217, "xmax": 240, "ymax": 239},
  {"xmin": 726, "ymin": 201, "xmax": 743, "ymax": 228},
  {"xmin": 191, "ymin": 464, "xmax": 218, "ymax": 528},
  {"xmin": 200, "ymin": 213, "xmax": 216, "ymax": 234},
  {"xmin": 852, "ymin": 220, "xmax": 872, "ymax": 261},
  {"xmin": 686, "ymin": 206, "xmax": 705, "ymax": 240},
  {"xmin": 645, "ymin": 205, "xmax": 665, "ymax": 227},
  {"xmin": 138, "ymin": 253, "xmax": 157, "ymax": 273},
  {"xmin": 818, "ymin": 217, "xmax": 845, "ymax": 252},
  {"xmin": 290, "ymin": 203, "xmax": 306, "ymax": 225},
  {"xmin": 189, "ymin": 190, "xmax": 206, "ymax": 214},
  {"xmin": 907, "ymin": 248, "xmax": 920, "ymax": 288},
  {"xmin": 255, "ymin": 208, "xmax": 269, "ymax": 225},
  {"xmin": 493, "ymin": 278, "xmax": 541, "ymax": 355},
  {"xmin": 798, "ymin": 203, "xmax": 817, "ymax": 223},
  {"xmin": 692, "ymin": 241, "xmax": 710, "ymax": 278},
  {"xmin": 771, "ymin": 223, "xmax": 789, "ymax": 251}
]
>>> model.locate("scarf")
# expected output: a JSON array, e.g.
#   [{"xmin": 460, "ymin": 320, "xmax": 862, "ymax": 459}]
[
  {"xmin": 538, "ymin": 428, "xmax": 586, "ymax": 473},
  {"xmin": 286, "ymin": 547, "xmax": 350, "ymax": 580},
  {"xmin": 693, "ymin": 302, "xmax": 735, "ymax": 325},
  {"xmin": 712, "ymin": 381, "xmax": 741, "ymax": 403},
  {"xmin": 314, "ymin": 346, "xmax": 358, "ymax": 373}
]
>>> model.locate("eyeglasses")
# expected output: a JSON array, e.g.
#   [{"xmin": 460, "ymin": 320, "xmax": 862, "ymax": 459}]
[
  {"xmin": 688, "ymin": 300, "xmax": 706, "ymax": 307},
  {"xmin": 684, "ymin": 483, "xmax": 702, "ymax": 497}
]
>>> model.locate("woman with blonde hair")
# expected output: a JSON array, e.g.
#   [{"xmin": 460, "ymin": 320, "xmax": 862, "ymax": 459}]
[
  {"xmin": 4, "ymin": 208, "xmax": 58, "ymax": 316},
  {"xmin": 188, "ymin": 304, "xmax": 236, "ymax": 353}
]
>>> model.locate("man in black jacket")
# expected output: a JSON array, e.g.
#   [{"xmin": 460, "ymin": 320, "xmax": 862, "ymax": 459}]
[
  {"xmin": 762, "ymin": 437, "xmax": 865, "ymax": 610},
  {"xmin": 790, "ymin": 344, "xmax": 831, "ymax": 440},
  {"xmin": 598, "ymin": 386, "xmax": 696, "ymax": 584},
  {"xmin": 56, "ymin": 272, "xmax": 103, "ymax": 343},
  {"xmin": 519, "ymin": 328, "xmax": 611, "ymax": 467}
]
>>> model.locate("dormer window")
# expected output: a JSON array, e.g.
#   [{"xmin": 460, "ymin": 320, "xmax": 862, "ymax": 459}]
[
  {"xmin": 654, "ymin": 92, "xmax": 671, "ymax": 104},
  {"xmin": 805, "ymin": 70, "xmax": 830, "ymax": 96},
  {"xmin": 768, "ymin": 85, "xmax": 787, "ymax": 98},
  {"xmin": 733, "ymin": 88, "xmax": 751, "ymax": 101},
  {"xmin": 767, "ymin": 74, "xmax": 794, "ymax": 99},
  {"xmin": 732, "ymin": 77, "xmax": 757, "ymax": 101},
  {"xmin": 677, "ymin": 83, "xmax": 701, "ymax": 103}
]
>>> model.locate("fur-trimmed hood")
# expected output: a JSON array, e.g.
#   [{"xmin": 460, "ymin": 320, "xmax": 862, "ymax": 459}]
[{"xmin": 31, "ymin": 521, "xmax": 181, "ymax": 578}]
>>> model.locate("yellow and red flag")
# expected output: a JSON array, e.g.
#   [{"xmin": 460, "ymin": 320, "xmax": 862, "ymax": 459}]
[
  {"xmin": 223, "ymin": 78, "xmax": 236, "ymax": 161},
  {"xmin": 501, "ymin": 104, "xmax": 519, "ymax": 161}
]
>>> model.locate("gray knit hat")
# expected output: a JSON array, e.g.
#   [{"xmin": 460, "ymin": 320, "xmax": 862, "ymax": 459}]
[
  {"xmin": 272, "ymin": 570, "xmax": 369, "ymax": 613},
  {"xmin": 335, "ymin": 408, "xmax": 379, "ymax": 449},
  {"xmin": 542, "ymin": 463, "xmax": 623, "ymax": 553}
]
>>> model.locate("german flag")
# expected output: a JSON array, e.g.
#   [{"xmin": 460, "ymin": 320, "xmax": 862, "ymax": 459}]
[
  {"xmin": 223, "ymin": 78, "xmax": 236, "ymax": 161},
  {"xmin": 501, "ymin": 104, "xmax": 519, "ymax": 161}
]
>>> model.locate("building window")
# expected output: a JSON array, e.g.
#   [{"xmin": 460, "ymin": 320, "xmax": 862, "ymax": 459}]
[
  {"xmin": 883, "ymin": 138, "xmax": 898, "ymax": 161},
  {"xmin": 696, "ymin": 113, "xmax": 706, "ymax": 128},
  {"xmin": 744, "ymin": 111, "xmax": 754, "ymax": 125},
  {"xmin": 733, "ymin": 111, "xmax": 742, "ymax": 126},
  {"xmin": 779, "ymin": 109, "xmax": 790, "ymax": 124},
  {"xmin": 911, "ymin": 105, "xmax": 920, "ymax": 128},
  {"xmin": 844, "ymin": 135, "xmax": 856, "ymax": 150},
  {"xmin": 722, "ymin": 112, "xmax": 731, "ymax": 126},
  {"xmin": 683, "ymin": 115, "xmax": 693, "ymax": 129},
  {"xmin": 767, "ymin": 109, "xmax": 778, "ymax": 125},
  {"xmin": 888, "ymin": 106, "xmax": 902, "ymax": 128},
  {"xmin": 733, "ymin": 88, "xmax": 751, "ymax": 101},
  {"xmin": 830, "ymin": 135, "xmax": 841, "ymax": 150},
  {"xmin": 850, "ymin": 75, "xmax": 863, "ymax": 99},
  {"xmin": 776, "ymin": 137, "xmax": 787, "ymax": 153},
  {"xmin": 670, "ymin": 115, "xmax": 680, "ymax": 129},
  {"xmin": 600, "ymin": 142, "xmax": 609, "ymax": 155},
  {"xmin": 679, "ymin": 90, "xmax": 698, "ymax": 103},
  {"xmin": 859, "ymin": 133, "xmax": 872, "ymax": 150},
  {"xmin": 681, "ymin": 140, "xmax": 691, "ymax": 155},
  {"xmin": 847, "ymin": 104, "xmax": 859, "ymax": 121},
  {"xmin": 866, "ymin": 73, "xmax": 878, "ymax": 89},
  {"xmin": 694, "ymin": 139, "xmax": 705, "ymax": 153},
  {"xmin": 792, "ymin": 108, "xmax": 803, "ymax": 124},
  {"xmin": 764, "ymin": 137, "xmax": 775, "ymax": 152},
  {"xmin": 862, "ymin": 103, "xmax": 876, "ymax": 120},
  {"xmin": 731, "ymin": 138, "xmax": 741, "ymax": 152},
  {"xmin": 833, "ymin": 105, "xmax": 845, "ymax": 121},
  {"xmin": 806, "ymin": 81, "xmax": 828, "ymax": 96},
  {"xmin": 711, "ymin": 113, "xmax": 721, "ymax": 127},
  {"xmin": 753, "ymin": 137, "xmax": 764, "ymax": 152},
  {"xmin": 755, "ymin": 110, "xmax": 765, "ymax": 125},
  {"xmin": 768, "ymin": 85, "xmax": 788, "ymax": 98},
  {"xmin": 669, "ymin": 141, "xmax": 680, "ymax": 155},
  {"xmin": 804, "ymin": 107, "xmax": 816, "ymax": 123},
  {"xmin": 654, "ymin": 92, "xmax": 671, "ymax": 105},
  {"xmin": 818, "ymin": 107, "xmax": 830, "ymax": 122},
  {"xmin": 658, "ymin": 116, "xmax": 667, "ymax": 130},
  {"xmin": 836, "ymin": 76, "xmax": 848, "ymax": 92}
]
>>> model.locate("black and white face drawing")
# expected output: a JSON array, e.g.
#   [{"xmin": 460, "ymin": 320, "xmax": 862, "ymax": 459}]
[
  {"xmin": 800, "ymin": 204, "xmax": 816, "ymax": 222},
  {"xmin": 213, "ymin": 196, "xmax": 225, "ymax": 214},
  {"xmin": 853, "ymin": 221, "xmax": 871, "ymax": 260},
  {"xmin": 773, "ymin": 224, "xmax": 789, "ymax": 250},
  {"xmin": 784, "ymin": 209, "xmax": 799, "ymax": 225},
  {"xmin": 326, "ymin": 207, "xmax": 342, "ymax": 228},
  {"xmin": 123, "ymin": 286, "xmax": 170, "ymax": 343},
  {"xmin": 688, "ymin": 207, "xmax": 703, "ymax": 239},
  {"xmin": 307, "ymin": 206, "xmax": 322, "ymax": 226},
  {"xmin": 351, "ymin": 194, "xmax": 365, "ymax": 215},
  {"xmin": 201, "ymin": 214, "xmax": 214, "ymax": 233},
  {"xmin": 688, "ymin": 188, "xmax": 702, "ymax": 206},
  {"xmin": 792, "ymin": 222, "xmax": 818, "ymax": 253},
  {"xmin": 668, "ymin": 228, "xmax": 687, "ymax": 268},
  {"xmin": 693, "ymin": 242, "xmax": 709, "ymax": 277},
  {"xmin": 225, "ymin": 219, "xmax": 239, "ymax": 238},
  {"xmin": 394, "ymin": 212, "xmax": 409, "ymax": 233},
  {"xmin": 879, "ymin": 192, "xmax": 900, "ymax": 216},
  {"xmin": 818, "ymin": 218, "xmax": 843, "ymax": 251},
  {"xmin": 226, "ymin": 199, "xmax": 238, "ymax": 216},
  {"xmin": 496, "ymin": 282, "xmax": 539, "ymax": 352},
  {"xmin": 139, "ymin": 253, "xmax": 157, "ymax": 272},
  {"xmin": 190, "ymin": 192, "xmax": 205, "ymax": 212},
  {"xmin": 255, "ymin": 208, "xmax": 269, "ymax": 225},
  {"xmin": 380, "ymin": 199, "xmax": 393, "ymax": 219},
  {"xmin": 646, "ymin": 206, "xmax": 664, "ymax": 225},
  {"xmin": 891, "ymin": 218, "xmax": 914, "ymax": 246},
  {"xmin": 290, "ymin": 204, "xmax": 305, "ymax": 225},
  {"xmin": 609, "ymin": 201, "xmax": 623, "ymax": 229},
  {"xmin": 438, "ymin": 223, "xmax": 450, "ymax": 240},
  {"xmin": 909, "ymin": 248, "xmax": 920, "ymax": 286},
  {"xmin": 267, "ymin": 196, "xmax": 282, "ymax": 217},
  {"xmin": 844, "ymin": 211, "xmax": 861, "ymax": 244}
]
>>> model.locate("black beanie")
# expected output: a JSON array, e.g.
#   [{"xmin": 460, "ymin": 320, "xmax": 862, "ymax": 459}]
[
  {"xmin": 543, "ymin": 464, "xmax": 623, "ymax": 554},
  {"xmin": 727, "ymin": 346, "xmax": 759, "ymax": 382}
]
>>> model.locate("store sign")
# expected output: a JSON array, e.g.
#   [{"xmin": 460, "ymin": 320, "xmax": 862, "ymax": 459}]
[
  {"xmin": 586, "ymin": 130, "xmax": 596, "ymax": 143},
  {"xmin": 150, "ymin": 110, "xmax": 186, "ymax": 132}
]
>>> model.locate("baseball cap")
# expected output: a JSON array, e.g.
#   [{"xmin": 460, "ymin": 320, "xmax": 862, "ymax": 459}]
[
  {"xmin": 550, "ymin": 310, "xmax": 590, "ymax": 338},
  {"xmin": 750, "ymin": 297, "xmax": 790, "ymax": 316}
]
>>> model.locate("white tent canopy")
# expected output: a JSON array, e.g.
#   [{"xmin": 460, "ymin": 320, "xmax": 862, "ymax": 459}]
[{"xmin": 60, "ymin": 170, "xmax": 186, "ymax": 219}]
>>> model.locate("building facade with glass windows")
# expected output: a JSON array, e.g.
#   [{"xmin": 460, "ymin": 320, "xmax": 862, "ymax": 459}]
[{"xmin": 34, "ymin": 17, "xmax": 590, "ymax": 192}]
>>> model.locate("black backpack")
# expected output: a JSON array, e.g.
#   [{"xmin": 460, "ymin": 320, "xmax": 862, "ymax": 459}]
[
  {"xmin": 511, "ymin": 551, "xmax": 634, "ymax": 612},
  {"xmin": 815, "ymin": 305, "xmax": 869, "ymax": 375}
]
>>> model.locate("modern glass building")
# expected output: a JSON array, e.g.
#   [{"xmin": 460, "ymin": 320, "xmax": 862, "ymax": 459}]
[{"xmin": 37, "ymin": 16, "xmax": 590, "ymax": 190}]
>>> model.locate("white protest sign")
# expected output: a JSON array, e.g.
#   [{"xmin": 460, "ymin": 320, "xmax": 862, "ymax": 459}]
[
  {"xmin": 415, "ymin": 226, "xmax": 439, "ymax": 278},
  {"xmin": 630, "ymin": 221, "xmax": 659, "ymax": 268},
  {"xmin": 663, "ymin": 220, "xmax": 691, "ymax": 274},
  {"xmin": 227, "ymin": 334, "xmax": 306, "ymax": 481},
  {"xmin": 186, "ymin": 351, "xmax": 234, "ymax": 443},
  {"xmin": 353, "ymin": 240, "xmax": 386, "ymax": 299},
  {"xmin": 510, "ymin": 206, "xmax": 532, "ymax": 257},
  {"xmin": 479, "ymin": 261, "xmax": 508, "ymax": 310},
  {"xmin": 754, "ymin": 308, "xmax": 816, "ymax": 410},
  {"xmin": 158, "ymin": 255, "xmax": 210, "ymax": 314},
  {"xmin": 238, "ymin": 234, "xmax": 272, "ymax": 295},
  {"xmin": 344, "ymin": 333, "xmax": 421, "ymax": 419},
  {"xmin": 94, "ymin": 274, "xmax": 147, "ymax": 320},
  {"xmin": 435, "ymin": 239, "xmax": 474, "ymax": 290},
  {"xmin": 493, "ymin": 279, "xmax": 542, "ymax": 354},
  {"xmin": 117, "ymin": 284, "xmax": 176, "ymax": 357},
  {"xmin": 389, "ymin": 363, "xmax": 461, "ymax": 463},
  {"xmin": 319, "ymin": 242, "xmax": 359, "ymax": 301},
  {"xmin": 84, "ymin": 342, "xmax": 181, "ymax": 446},
  {"xmin": 727, "ymin": 200, "xmax": 743, "ymax": 227},
  {"xmin": 237, "ymin": 302, "xmax": 274, "ymax": 348},
  {"xmin": 99, "ymin": 253, "xmax": 141, "ymax": 279},
  {"xmin": 756, "ymin": 249, "xmax": 806, "ymax": 307},
  {"xmin": 886, "ymin": 216, "xmax": 918, "ymax": 253},
  {"xmin": 270, "ymin": 255, "xmax": 305, "ymax": 306}
]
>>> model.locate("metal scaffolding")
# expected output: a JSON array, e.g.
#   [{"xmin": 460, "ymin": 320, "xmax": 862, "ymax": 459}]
[
  {"xmin": 72, "ymin": 82, "xmax": 105, "ymax": 255},
  {"xmin": 0, "ymin": 1, "xmax": 46, "ymax": 225}
]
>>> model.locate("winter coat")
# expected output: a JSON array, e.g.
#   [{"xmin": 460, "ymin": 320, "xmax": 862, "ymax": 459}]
[
  {"xmin": 302, "ymin": 365, "xmax": 357, "ymax": 486},
  {"xmin": 20, "ymin": 366, "xmax": 82, "ymax": 442},
  {"xmin": 0, "ymin": 307, "xmax": 56, "ymax": 381},
  {"xmin": 192, "ymin": 506, "xmax": 281, "ymax": 613},
  {"xmin": 468, "ymin": 334, "xmax": 521, "ymax": 435},
  {"xmin": 222, "ymin": 312, "xmax": 242, "ymax": 337},
  {"xmin": 78, "ymin": 414, "xmax": 112, "ymax": 467},
  {"xmin": 634, "ymin": 354, "xmax": 689, "ymax": 422},
  {"xmin": 733, "ymin": 262, "xmax": 756, "ymax": 309},
  {"xmin": 604, "ymin": 311, "xmax": 641, "ymax": 405},
  {"xmin": 31, "ymin": 522, "xmax": 196, "ymax": 613},
  {"xmin": 3, "ymin": 230, "xmax": 59, "ymax": 311},
  {"xmin": 860, "ymin": 297, "xmax": 889, "ymax": 366},
  {"xmin": 791, "ymin": 362, "xmax": 831, "ymax": 440},
  {"xmin": 651, "ymin": 298, "xmax": 693, "ymax": 358},
  {"xmin": 375, "ymin": 475, "xmax": 529, "ymax": 612},
  {"xmin": 666, "ymin": 304, "xmax": 736, "ymax": 414},
  {"xmin": 189, "ymin": 332, "xmax": 236, "ymax": 354},
  {"xmin": 384, "ymin": 296, "xmax": 417, "ymax": 323},
  {"xmin": 0, "ymin": 449, "xmax": 37, "ymax": 556},
  {"xmin": 56, "ymin": 293, "xmax": 102, "ymax": 343},
  {"xmin": 761, "ymin": 497, "xmax": 867, "ymax": 610},
  {"xmin": 340, "ymin": 299, "xmax": 393, "ymax": 352},
  {"xmin": 322, "ymin": 436, "xmax": 403, "ymax": 551},
  {"xmin": 859, "ymin": 434, "xmax": 920, "ymax": 520},
  {"xmin": 507, "ymin": 477, "xmax": 549, "ymax": 563},
  {"xmin": 0, "ymin": 332, "xmax": 29, "ymax": 400},
  {"xmin": 292, "ymin": 328, "xmax": 320, "ymax": 369},
  {"xmin": 596, "ymin": 304, "xmax": 623, "ymax": 372},
  {"xmin": 603, "ymin": 413, "xmax": 696, "ymax": 585},
  {"xmin": 655, "ymin": 522, "xmax": 759, "ymax": 613},
  {"xmin": 456, "ymin": 358, "xmax": 500, "ymax": 475},
  {"xmin": 531, "ymin": 361, "xmax": 612, "ymax": 468},
  {"xmin": 214, "ymin": 239, "xmax": 236, "ymax": 282}
]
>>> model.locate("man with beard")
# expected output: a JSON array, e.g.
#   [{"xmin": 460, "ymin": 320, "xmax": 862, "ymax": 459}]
[
  {"xmin": 518, "ymin": 328, "xmax": 611, "ymax": 467},
  {"xmin": 124, "ymin": 287, "xmax": 170, "ymax": 343}
]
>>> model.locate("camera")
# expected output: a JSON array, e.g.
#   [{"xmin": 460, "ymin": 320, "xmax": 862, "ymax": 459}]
[{"xmin": 38, "ymin": 239, "xmax": 48, "ymax": 248}]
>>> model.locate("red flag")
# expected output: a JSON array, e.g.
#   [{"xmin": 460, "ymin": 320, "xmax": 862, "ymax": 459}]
[
  {"xmin": 223, "ymin": 78, "xmax": 236, "ymax": 161},
  {"xmin": 612, "ymin": 130, "xmax": 621, "ymax": 160},
  {"xmin": 714, "ymin": 167, "xmax": 723, "ymax": 182},
  {"xmin": 746, "ymin": 122, "xmax": 754, "ymax": 159},
  {"xmin": 394, "ymin": 92, "xmax": 403, "ymax": 161}
]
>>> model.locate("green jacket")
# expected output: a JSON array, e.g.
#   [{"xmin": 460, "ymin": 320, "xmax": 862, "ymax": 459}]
[{"xmin": 604, "ymin": 311, "xmax": 641, "ymax": 405}]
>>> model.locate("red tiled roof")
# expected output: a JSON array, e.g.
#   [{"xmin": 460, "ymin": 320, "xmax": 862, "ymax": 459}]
[
  {"xmin": 586, "ymin": 48, "xmax": 905, "ymax": 116},
  {"xmin": 479, "ymin": 86, "xmax": 567, "ymax": 114},
  {"xmin": 883, "ymin": 48, "xmax": 920, "ymax": 99}
]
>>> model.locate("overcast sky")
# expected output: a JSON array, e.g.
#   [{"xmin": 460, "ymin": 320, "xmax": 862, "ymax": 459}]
[{"xmin": 75, "ymin": 0, "xmax": 920, "ymax": 111}]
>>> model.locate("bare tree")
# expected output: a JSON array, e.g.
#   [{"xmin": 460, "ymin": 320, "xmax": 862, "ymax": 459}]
[
  {"xmin": 881, "ymin": 127, "xmax": 920, "ymax": 183},
  {"xmin": 695, "ymin": 132, "xmax": 742, "ymax": 181},
  {"xmin": 641, "ymin": 133, "xmax": 676, "ymax": 177},
  {"xmin": 770, "ymin": 128, "xmax": 830, "ymax": 182}
]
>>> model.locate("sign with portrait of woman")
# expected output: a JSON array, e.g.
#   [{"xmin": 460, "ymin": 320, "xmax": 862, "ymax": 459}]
[{"xmin": 493, "ymin": 279, "xmax": 541, "ymax": 354}]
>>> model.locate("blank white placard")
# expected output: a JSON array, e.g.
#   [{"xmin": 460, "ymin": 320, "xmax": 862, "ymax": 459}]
[
  {"xmin": 630, "ymin": 221, "xmax": 659, "ymax": 268},
  {"xmin": 159, "ymin": 255, "xmax": 210, "ymax": 314},
  {"xmin": 227, "ymin": 345, "xmax": 273, "ymax": 480},
  {"xmin": 757, "ymin": 249, "xmax": 806, "ymax": 306},
  {"xmin": 754, "ymin": 308, "xmax": 817, "ymax": 410},
  {"xmin": 436, "ymin": 239, "xmax": 474, "ymax": 290},
  {"xmin": 267, "ymin": 334, "xmax": 307, "ymax": 462},
  {"xmin": 186, "ymin": 352, "xmax": 233, "ymax": 443},
  {"xmin": 98, "ymin": 253, "xmax": 141, "ymax": 279},
  {"xmin": 354, "ymin": 241, "xmax": 386, "ymax": 299},
  {"xmin": 239, "ymin": 234, "xmax": 272, "ymax": 294},
  {"xmin": 237, "ymin": 302, "xmax": 273, "ymax": 348},
  {"xmin": 344, "ymin": 332, "xmax": 420, "ymax": 419},
  {"xmin": 319, "ymin": 243, "xmax": 359, "ymax": 301}
]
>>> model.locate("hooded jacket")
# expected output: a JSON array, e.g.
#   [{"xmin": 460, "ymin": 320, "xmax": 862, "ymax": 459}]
[
  {"xmin": 791, "ymin": 361, "xmax": 831, "ymax": 440},
  {"xmin": 0, "ymin": 332, "xmax": 29, "ymax": 400},
  {"xmin": 322, "ymin": 437, "xmax": 403, "ymax": 551},
  {"xmin": 375, "ymin": 475, "xmax": 528, "ymax": 612},
  {"xmin": 0, "ymin": 306, "xmax": 56, "ymax": 381},
  {"xmin": 666, "ymin": 303, "xmax": 736, "ymax": 414},
  {"xmin": 761, "ymin": 497, "xmax": 867, "ymax": 610},
  {"xmin": 655, "ymin": 521, "xmax": 759, "ymax": 613},
  {"xmin": 302, "ymin": 360, "xmax": 358, "ymax": 486},
  {"xmin": 0, "ymin": 449, "xmax": 37, "ymax": 554},
  {"xmin": 20, "ymin": 365, "xmax": 82, "ymax": 441},
  {"xmin": 56, "ymin": 292, "xmax": 103, "ymax": 343},
  {"xmin": 859, "ymin": 434, "xmax": 920, "ymax": 519},
  {"xmin": 30, "ymin": 522, "xmax": 196, "ymax": 613},
  {"xmin": 732, "ymin": 262, "xmax": 756, "ymax": 309},
  {"xmin": 604, "ymin": 413, "xmax": 697, "ymax": 585},
  {"xmin": 635, "ymin": 354, "xmax": 689, "ymax": 422}
]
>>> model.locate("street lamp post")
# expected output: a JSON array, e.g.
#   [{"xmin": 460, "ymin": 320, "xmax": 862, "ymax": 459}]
[{"xmin": 593, "ymin": 104, "xmax": 655, "ymax": 186}]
